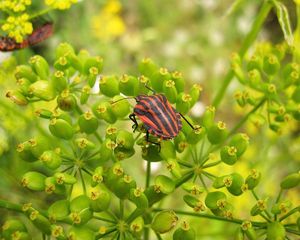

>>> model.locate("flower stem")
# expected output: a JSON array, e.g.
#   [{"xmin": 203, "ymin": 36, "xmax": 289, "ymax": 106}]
[
  {"xmin": 29, "ymin": 8, "xmax": 53, "ymax": 20},
  {"xmin": 279, "ymin": 206, "xmax": 300, "ymax": 222},
  {"xmin": 145, "ymin": 161, "xmax": 151, "ymax": 188}
]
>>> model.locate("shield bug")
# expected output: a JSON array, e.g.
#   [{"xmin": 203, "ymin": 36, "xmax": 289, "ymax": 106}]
[{"xmin": 112, "ymin": 85, "xmax": 197, "ymax": 150}]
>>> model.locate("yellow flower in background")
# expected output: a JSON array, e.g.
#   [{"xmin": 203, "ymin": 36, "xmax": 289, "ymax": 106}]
[
  {"xmin": 45, "ymin": 0, "xmax": 77, "ymax": 10},
  {"xmin": 0, "ymin": 0, "xmax": 31, "ymax": 12},
  {"xmin": 91, "ymin": 0, "xmax": 126, "ymax": 41}
]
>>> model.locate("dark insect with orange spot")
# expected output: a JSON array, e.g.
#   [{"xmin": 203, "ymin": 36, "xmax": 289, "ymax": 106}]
[{"xmin": 0, "ymin": 22, "xmax": 53, "ymax": 52}]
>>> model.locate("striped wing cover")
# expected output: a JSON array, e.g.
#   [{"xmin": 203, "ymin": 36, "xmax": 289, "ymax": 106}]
[{"xmin": 134, "ymin": 94, "xmax": 182, "ymax": 139}]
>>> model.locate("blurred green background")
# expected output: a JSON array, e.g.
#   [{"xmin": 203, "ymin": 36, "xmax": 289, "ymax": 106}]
[{"xmin": 0, "ymin": 0, "xmax": 299, "ymax": 239}]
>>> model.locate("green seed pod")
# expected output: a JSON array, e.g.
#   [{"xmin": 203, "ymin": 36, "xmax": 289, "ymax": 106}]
[
  {"xmin": 6, "ymin": 90, "xmax": 28, "ymax": 106},
  {"xmin": 263, "ymin": 54, "xmax": 280, "ymax": 75},
  {"xmin": 29, "ymin": 80, "xmax": 55, "ymax": 101},
  {"xmin": 163, "ymin": 80, "xmax": 177, "ymax": 104},
  {"xmin": 80, "ymin": 85, "xmax": 91, "ymax": 104},
  {"xmin": 205, "ymin": 191, "xmax": 227, "ymax": 210},
  {"xmin": 144, "ymin": 185, "xmax": 165, "ymax": 206},
  {"xmin": 201, "ymin": 106, "xmax": 215, "ymax": 129},
  {"xmin": 220, "ymin": 146, "xmax": 237, "ymax": 165},
  {"xmin": 35, "ymin": 109, "xmax": 53, "ymax": 119},
  {"xmin": 105, "ymin": 162, "xmax": 124, "ymax": 188},
  {"xmin": 70, "ymin": 195, "xmax": 93, "ymax": 225},
  {"xmin": 49, "ymin": 118, "xmax": 74, "ymax": 140},
  {"xmin": 55, "ymin": 172, "xmax": 77, "ymax": 185},
  {"xmin": 138, "ymin": 58, "xmax": 158, "ymax": 77},
  {"xmin": 78, "ymin": 111, "xmax": 99, "ymax": 134},
  {"xmin": 183, "ymin": 195, "xmax": 205, "ymax": 212},
  {"xmin": 166, "ymin": 158, "xmax": 182, "ymax": 178},
  {"xmin": 21, "ymin": 171, "xmax": 46, "ymax": 191},
  {"xmin": 173, "ymin": 221, "xmax": 196, "ymax": 240},
  {"xmin": 213, "ymin": 175, "xmax": 228, "ymax": 189},
  {"xmin": 226, "ymin": 173, "xmax": 244, "ymax": 196},
  {"xmin": 271, "ymin": 200, "xmax": 292, "ymax": 215},
  {"xmin": 52, "ymin": 70, "xmax": 67, "ymax": 93},
  {"xmin": 247, "ymin": 69, "xmax": 262, "ymax": 90},
  {"xmin": 89, "ymin": 188, "xmax": 111, "ymax": 212},
  {"xmin": 75, "ymin": 138, "xmax": 96, "ymax": 150},
  {"xmin": 159, "ymin": 141, "xmax": 176, "ymax": 160},
  {"xmin": 2, "ymin": 219, "xmax": 27, "ymax": 239},
  {"xmin": 115, "ymin": 146, "xmax": 135, "ymax": 161},
  {"xmin": 15, "ymin": 65, "xmax": 37, "ymax": 83},
  {"xmin": 51, "ymin": 225, "xmax": 66, "ymax": 240},
  {"xmin": 189, "ymin": 84, "xmax": 202, "ymax": 106},
  {"xmin": 99, "ymin": 138, "xmax": 115, "ymax": 163},
  {"xmin": 54, "ymin": 56, "xmax": 70, "ymax": 71},
  {"xmin": 29, "ymin": 210, "xmax": 51, "ymax": 235},
  {"xmin": 174, "ymin": 132, "xmax": 188, "ymax": 153},
  {"xmin": 29, "ymin": 55, "xmax": 50, "ymax": 79},
  {"xmin": 247, "ymin": 55, "xmax": 263, "ymax": 71},
  {"xmin": 91, "ymin": 167, "xmax": 103, "ymax": 187},
  {"xmin": 105, "ymin": 125, "xmax": 118, "ymax": 140},
  {"xmin": 176, "ymin": 93, "xmax": 192, "ymax": 114},
  {"xmin": 280, "ymin": 172, "xmax": 300, "ymax": 189},
  {"xmin": 48, "ymin": 200, "xmax": 70, "ymax": 221},
  {"xmin": 87, "ymin": 67, "xmax": 98, "ymax": 87},
  {"xmin": 142, "ymin": 145, "xmax": 163, "ymax": 162},
  {"xmin": 234, "ymin": 227, "xmax": 244, "ymax": 240},
  {"xmin": 57, "ymin": 92, "xmax": 77, "ymax": 112},
  {"xmin": 207, "ymin": 121, "xmax": 228, "ymax": 145},
  {"xmin": 83, "ymin": 56, "xmax": 103, "ymax": 76},
  {"xmin": 55, "ymin": 111, "xmax": 72, "ymax": 124},
  {"xmin": 92, "ymin": 100, "xmax": 117, "ymax": 124},
  {"xmin": 251, "ymin": 199, "xmax": 267, "ymax": 216},
  {"xmin": 232, "ymin": 62, "xmax": 246, "ymax": 84},
  {"xmin": 151, "ymin": 211, "xmax": 178, "ymax": 234},
  {"xmin": 154, "ymin": 175, "xmax": 175, "ymax": 194},
  {"xmin": 40, "ymin": 150, "xmax": 61, "ymax": 170},
  {"xmin": 267, "ymin": 222, "xmax": 286, "ymax": 240},
  {"xmin": 56, "ymin": 42, "xmax": 75, "ymax": 59},
  {"xmin": 112, "ymin": 175, "xmax": 137, "ymax": 199},
  {"xmin": 229, "ymin": 133, "xmax": 249, "ymax": 157},
  {"xmin": 44, "ymin": 176, "xmax": 66, "ymax": 195},
  {"xmin": 138, "ymin": 75, "xmax": 150, "ymax": 94},
  {"xmin": 68, "ymin": 226, "xmax": 95, "ymax": 240},
  {"xmin": 245, "ymin": 169, "xmax": 261, "ymax": 190},
  {"xmin": 99, "ymin": 75, "xmax": 119, "ymax": 97},
  {"xmin": 187, "ymin": 125, "xmax": 205, "ymax": 144},
  {"xmin": 16, "ymin": 77, "xmax": 32, "ymax": 96},
  {"xmin": 130, "ymin": 216, "xmax": 144, "ymax": 233},
  {"xmin": 68, "ymin": 53, "xmax": 83, "ymax": 73},
  {"xmin": 151, "ymin": 68, "xmax": 171, "ymax": 92},
  {"xmin": 116, "ymin": 130, "xmax": 134, "ymax": 149},
  {"xmin": 119, "ymin": 74, "xmax": 139, "ymax": 96},
  {"xmin": 171, "ymin": 71, "xmax": 185, "ymax": 93},
  {"xmin": 241, "ymin": 221, "xmax": 257, "ymax": 240},
  {"xmin": 182, "ymin": 182, "xmax": 204, "ymax": 195},
  {"xmin": 129, "ymin": 188, "xmax": 149, "ymax": 209},
  {"xmin": 110, "ymin": 95, "xmax": 131, "ymax": 119}
]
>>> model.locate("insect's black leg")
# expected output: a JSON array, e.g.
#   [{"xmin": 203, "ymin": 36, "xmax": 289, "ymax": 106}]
[
  {"xmin": 129, "ymin": 113, "xmax": 138, "ymax": 132},
  {"xmin": 144, "ymin": 84, "xmax": 156, "ymax": 94},
  {"xmin": 179, "ymin": 113, "xmax": 197, "ymax": 130},
  {"xmin": 146, "ymin": 131, "xmax": 161, "ymax": 152}
]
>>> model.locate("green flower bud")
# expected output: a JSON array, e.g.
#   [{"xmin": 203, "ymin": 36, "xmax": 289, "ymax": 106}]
[
  {"xmin": 80, "ymin": 85, "xmax": 91, "ymax": 104},
  {"xmin": 29, "ymin": 55, "xmax": 50, "ymax": 79},
  {"xmin": 29, "ymin": 210, "xmax": 51, "ymax": 234},
  {"xmin": 174, "ymin": 132, "xmax": 188, "ymax": 153},
  {"xmin": 248, "ymin": 69, "xmax": 262, "ymax": 90},
  {"xmin": 119, "ymin": 74, "xmax": 139, "ymax": 96},
  {"xmin": 89, "ymin": 188, "xmax": 111, "ymax": 212},
  {"xmin": 282, "ymin": 63, "xmax": 299, "ymax": 86},
  {"xmin": 105, "ymin": 162, "xmax": 124, "ymax": 188},
  {"xmin": 112, "ymin": 175, "xmax": 137, "ymax": 199},
  {"xmin": 263, "ymin": 54, "xmax": 280, "ymax": 75},
  {"xmin": 87, "ymin": 67, "xmax": 98, "ymax": 87},
  {"xmin": 142, "ymin": 145, "xmax": 163, "ymax": 162},
  {"xmin": 154, "ymin": 175, "xmax": 175, "ymax": 194},
  {"xmin": 40, "ymin": 150, "xmax": 61, "ymax": 170},
  {"xmin": 232, "ymin": 62, "xmax": 246, "ymax": 84},
  {"xmin": 247, "ymin": 55, "xmax": 262, "ymax": 71},
  {"xmin": 207, "ymin": 121, "xmax": 228, "ymax": 145},
  {"xmin": 176, "ymin": 93, "xmax": 192, "ymax": 114},
  {"xmin": 138, "ymin": 58, "xmax": 158, "ymax": 78},
  {"xmin": 48, "ymin": 200, "xmax": 70, "ymax": 221},
  {"xmin": 234, "ymin": 227, "xmax": 244, "ymax": 240},
  {"xmin": 35, "ymin": 109, "xmax": 53, "ymax": 119},
  {"xmin": 171, "ymin": 71, "xmax": 185, "ymax": 93},
  {"xmin": 166, "ymin": 158, "xmax": 182, "ymax": 178},
  {"xmin": 138, "ymin": 75, "xmax": 150, "ymax": 94},
  {"xmin": 251, "ymin": 199, "xmax": 267, "ymax": 216},
  {"xmin": 68, "ymin": 226, "xmax": 95, "ymax": 240},
  {"xmin": 228, "ymin": 133, "xmax": 249, "ymax": 157},
  {"xmin": 49, "ymin": 118, "xmax": 74, "ymax": 140},
  {"xmin": 75, "ymin": 138, "xmax": 96, "ymax": 150},
  {"xmin": 70, "ymin": 195, "xmax": 93, "ymax": 225},
  {"xmin": 205, "ymin": 191, "xmax": 227, "ymax": 210},
  {"xmin": 16, "ymin": 78, "xmax": 32, "ymax": 96},
  {"xmin": 245, "ymin": 169, "xmax": 261, "ymax": 190},
  {"xmin": 116, "ymin": 130, "xmax": 134, "ymax": 149},
  {"xmin": 114, "ymin": 145, "xmax": 135, "ymax": 161},
  {"xmin": 110, "ymin": 95, "xmax": 131, "ymax": 119},
  {"xmin": 56, "ymin": 42, "xmax": 75, "ymax": 59},
  {"xmin": 159, "ymin": 141, "xmax": 176, "ymax": 160},
  {"xmin": 144, "ymin": 185, "xmax": 165, "ymax": 206},
  {"xmin": 129, "ymin": 188, "xmax": 148, "ymax": 209},
  {"xmin": 163, "ymin": 80, "xmax": 177, "ymax": 104},
  {"xmin": 241, "ymin": 221, "xmax": 257, "ymax": 240},
  {"xmin": 151, "ymin": 68, "xmax": 171, "ymax": 92},
  {"xmin": 182, "ymin": 182, "xmax": 204, "ymax": 195},
  {"xmin": 151, "ymin": 211, "xmax": 178, "ymax": 234},
  {"xmin": 15, "ymin": 65, "xmax": 37, "ymax": 83},
  {"xmin": 280, "ymin": 172, "xmax": 300, "ymax": 189},
  {"xmin": 267, "ymin": 222, "xmax": 286, "ymax": 240},
  {"xmin": 2, "ymin": 219, "xmax": 27, "ymax": 239},
  {"xmin": 271, "ymin": 200, "xmax": 292, "ymax": 215},
  {"xmin": 212, "ymin": 175, "xmax": 229, "ymax": 189},
  {"xmin": 21, "ymin": 171, "xmax": 46, "ymax": 191},
  {"xmin": 130, "ymin": 216, "xmax": 144, "ymax": 233},
  {"xmin": 54, "ymin": 56, "xmax": 70, "ymax": 71},
  {"xmin": 91, "ymin": 167, "xmax": 103, "ymax": 186},
  {"xmin": 51, "ymin": 225, "xmax": 66, "ymax": 239},
  {"xmin": 54, "ymin": 172, "xmax": 77, "ymax": 185},
  {"xmin": 202, "ymin": 106, "xmax": 215, "ymax": 129},
  {"xmin": 105, "ymin": 125, "xmax": 118, "ymax": 140},
  {"xmin": 220, "ymin": 146, "xmax": 237, "ymax": 165},
  {"xmin": 44, "ymin": 177, "xmax": 66, "ymax": 195},
  {"xmin": 189, "ymin": 84, "xmax": 202, "ymax": 106},
  {"xmin": 225, "ymin": 173, "xmax": 244, "ymax": 196},
  {"xmin": 29, "ymin": 80, "xmax": 55, "ymax": 101},
  {"xmin": 78, "ymin": 111, "xmax": 99, "ymax": 134},
  {"xmin": 6, "ymin": 90, "xmax": 28, "ymax": 106},
  {"xmin": 173, "ymin": 221, "xmax": 196, "ymax": 240},
  {"xmin": 99, "ymin": 75, "xmax": 119, "ymax": 97},
  {"xmin": 93, "ymin": 100, "xmax": 117, "ymax": 124},
  {"xmin": 68, "ymin": 53, "xmax": 83, "ymax": 72},
  {"xmin": 98, "ymin": 139, "xmax": 114, "ymax": 163},
  {"xmin": 187, "ymin": 125, "xmax": 205, "ymax": 144},
  {"xmin": 55, "ymin": 111, "xmax": 73, "ymax": 124},
  {"xmin": 57, "ymin": 91, "xmax": 77, "ymax": 112},
  {"xmin": 52, "ymin": 70, "xmax": 67, "ymax": 93},
  {"xmin": 183, "ymin": 195, "xmax": 206, "ymax": 212},
  {"xmin": 83, "ymin": 56, "xmax": 103, "ymax": 76}
]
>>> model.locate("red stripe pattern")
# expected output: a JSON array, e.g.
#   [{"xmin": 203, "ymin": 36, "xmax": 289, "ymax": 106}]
[{"xmin": 134, "ymin": 94, "xmax": 182, "ymax": 140}]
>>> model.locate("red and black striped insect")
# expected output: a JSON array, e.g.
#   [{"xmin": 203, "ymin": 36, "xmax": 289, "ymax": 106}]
[
  {"xmin": 125, "ymin": 86, "xmax": 196, "ymax": 150},
  {"xmin": 0, "ymin": 22, "xmax": 53, "ymax": 52}
]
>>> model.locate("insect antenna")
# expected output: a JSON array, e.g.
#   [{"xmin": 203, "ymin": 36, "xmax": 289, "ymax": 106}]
[
  {"xmin": 110, "ymin": 97, "xmax": 137, "ymax": 105},
  {"xmin": 179, "ymin": 113, "xmax": 195, "ymax": 130}
]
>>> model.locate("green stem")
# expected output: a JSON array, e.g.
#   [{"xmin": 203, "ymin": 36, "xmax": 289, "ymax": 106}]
[
  {"xmin": 199, "ymin": 174, "xmax": 208, "ymax": 192},
  {"xmin": 212, "ymin": 1, "xmax": 272, "ymax": 107},
  {"xmin": 93, "ymin": 215, "xmax": 116, "ymax": 224},
  {"xmin": 144, "ymin": 228, "xmax": 150, "ymax": 240},
  {"xmin": 279, "ymin": 206, "xmax": 300, "ymax": 222},
  {"xmin": 120, "ymin": 199, "xmax": 124, "ymax": 219},
  {"xmin": 285, "ymin": 228, "xmax": 300, "ymax": 236},
  {"xmin": 202, "ymin": 160, "xmax": 222, "ymax": 169},
  {"xmin": 29, "ymin": 8, "xmax": 53, "ymax": 20},
  {"xmin": 0, "ymin": 199, "xmax": 23, "ymax": 213},
  {"xmin": 96, "ymin": 228, "xmax": 117, "ymax": 239},
  {"xmin": 177, "ymin": 160, "xmax": 193, "ymax": 168},
  {"xmin": 145, "ymin": 161, "xmax": 151, "ymax": 188},
  {"xmin": 79, "ymin": 169, "xmax": 87, "ymax": 194}
]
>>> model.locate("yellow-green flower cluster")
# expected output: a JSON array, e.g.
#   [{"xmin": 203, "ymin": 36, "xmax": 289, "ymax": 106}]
[
  {"xmin": 0, "ymin": 0, "xmax": 31, "ymax": 12},
  {"xmin": 1, "ymin": 14, "xmax": 33, "ymax": 43},
  {"xmin": 44, "ymin": 0, "xmax": 78, "ymax": 10}
]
